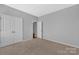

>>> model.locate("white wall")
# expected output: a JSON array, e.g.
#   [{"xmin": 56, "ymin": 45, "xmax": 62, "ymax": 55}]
[
  {"xmin": 0, "ymin": 17, "xmax": 1, "ymax": 42},
  {"xmin": 39, "ymin": 5, "xmax": 79, "ymax": 48},
  {"xmin": 0, "ymin": 4, "xmax": 38, "ymax": 41}
]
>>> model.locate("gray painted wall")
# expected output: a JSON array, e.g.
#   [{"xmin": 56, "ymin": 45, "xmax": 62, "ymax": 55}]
[
  {"xmin": 0, "ymin": 4, "xmax": 38, "ymax": 40},
  {"xmin": 39, "ymin": 5, "xmax": 79, "ymax": 48},
  {"xmin": 0, "ymin": 17, "xmax": 1, "ymax": 42}
]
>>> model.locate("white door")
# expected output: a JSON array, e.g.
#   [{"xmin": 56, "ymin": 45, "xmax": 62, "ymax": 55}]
[
  {"xmin": 1, "ymin": 15, "xmax": 23, "ymax": 47},
  {"xmin": 37, "ymin": 21, "xmax": 43, "ymax": 39}
]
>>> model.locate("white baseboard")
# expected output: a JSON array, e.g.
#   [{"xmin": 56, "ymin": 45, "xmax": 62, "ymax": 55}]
[
  {"xmin": 0, "ymin": 38, "xmax": 32, "ymax": 48},
  {"xmin": 45, "ymin": 39, "xmax": 79, "ymax": 48},
  {"xmin": 0, "ymin": 39, "xmax": 23, "ymax": 48}
]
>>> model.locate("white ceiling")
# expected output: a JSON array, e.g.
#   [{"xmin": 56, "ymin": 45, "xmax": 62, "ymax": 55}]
[{"xmin": 7, "ymin": 4, "xmax": 75, "ymax": 17}]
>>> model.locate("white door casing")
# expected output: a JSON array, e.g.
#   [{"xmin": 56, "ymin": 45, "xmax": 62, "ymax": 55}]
[
  {"xmin": 33, "ymin": 21, "xmax": 43, "ymax": 39},
  {"xmin": 37, "ymin": 21, "xmax": 43, "ymax": 39}
]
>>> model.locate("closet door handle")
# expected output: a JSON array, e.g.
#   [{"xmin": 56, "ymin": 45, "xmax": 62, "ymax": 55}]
[
  {"xmin": 11, "ymin": 31, "xmax": 16, "ymax": 33},
  {"xmin": 0, "ymin": 29, "xmax": 1, "ymax": 31}
]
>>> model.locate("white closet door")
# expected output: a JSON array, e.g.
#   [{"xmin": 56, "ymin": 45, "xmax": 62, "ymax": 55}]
[
  {"xmin": 0, "ymin": 16, "xmax": 1, "ymax": 43},
  {"xmin": 1, "ymin": 15, "xmax": 23, "ymax": 47}
]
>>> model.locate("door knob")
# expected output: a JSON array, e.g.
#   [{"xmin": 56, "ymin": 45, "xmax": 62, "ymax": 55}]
[{"xmin": 12, "ymin": 31, "xmax": 16, "ymax": 33}]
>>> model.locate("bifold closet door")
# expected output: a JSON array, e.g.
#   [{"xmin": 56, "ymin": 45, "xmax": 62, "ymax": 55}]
[
  {"xmin": 0, "ymin": 16, "xmax": 1, "ymax": 43},
  {"xmin": 1, "ymin": 15, "xmax": 23, "ymax": 46}
]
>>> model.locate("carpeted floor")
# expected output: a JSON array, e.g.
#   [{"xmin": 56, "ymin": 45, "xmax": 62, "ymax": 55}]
[{"xmin": 0, "ymin": 38, "xmax": 79, "ymax": 55}]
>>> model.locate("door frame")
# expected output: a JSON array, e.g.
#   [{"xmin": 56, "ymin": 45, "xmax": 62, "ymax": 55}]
[{"xmin": 33, "ymin": 21, "xmax": 43, "ymax": 39}]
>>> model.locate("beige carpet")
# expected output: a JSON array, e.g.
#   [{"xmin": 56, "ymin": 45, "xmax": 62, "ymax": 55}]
[{"xmin": 0, "ymin": 38, "xmax": 79, "ymax": 55}]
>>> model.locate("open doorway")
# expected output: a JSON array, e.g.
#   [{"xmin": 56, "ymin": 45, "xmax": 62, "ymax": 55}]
[{"xmin": 33, "ymin": 21, "xmax": 43, "ymax": 39}]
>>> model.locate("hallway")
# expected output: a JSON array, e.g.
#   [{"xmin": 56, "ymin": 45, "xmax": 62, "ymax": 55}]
[{"xmin": 0, "ymin": 39, "xmax": 79, "ymax": 55}]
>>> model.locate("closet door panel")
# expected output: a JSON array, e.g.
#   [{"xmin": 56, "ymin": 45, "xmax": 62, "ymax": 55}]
[
  {"xmin": 1, "ymin": 15, "xmax": 12, "ymax": 43},
  {"xmin": 11, "ymin": 17, "xmax": 23, "ymax": 42}
]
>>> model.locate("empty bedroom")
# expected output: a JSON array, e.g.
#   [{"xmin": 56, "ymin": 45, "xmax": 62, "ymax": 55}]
[{"xmin": 0, "ymin": 4, "xmax": 79, "ymax": 55}]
